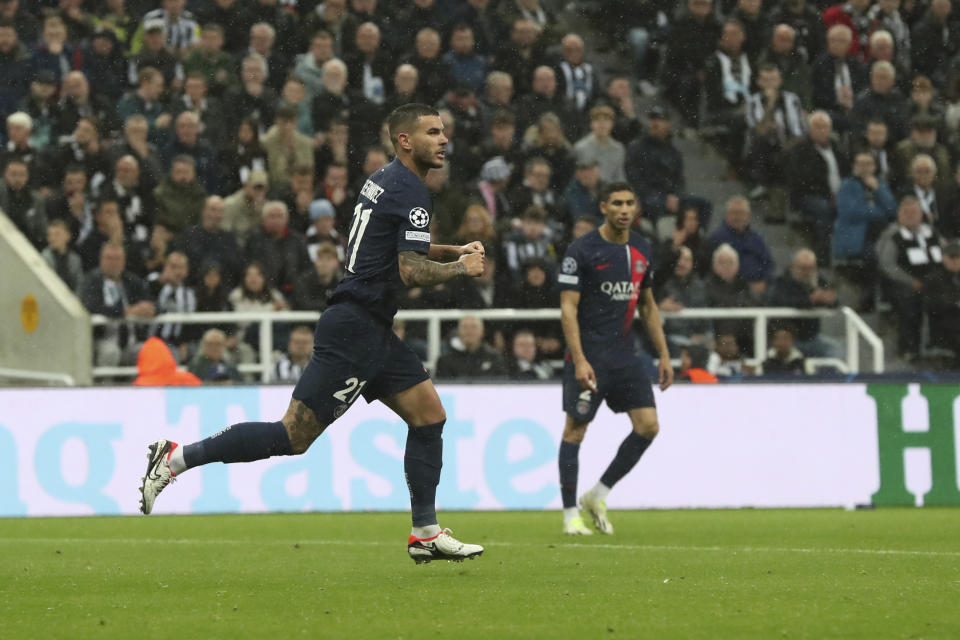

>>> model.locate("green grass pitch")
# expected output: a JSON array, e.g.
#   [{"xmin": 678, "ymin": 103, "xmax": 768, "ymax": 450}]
[{"xmin": 2, "ymin": 509, "xmax": 959, "ymax": 639}]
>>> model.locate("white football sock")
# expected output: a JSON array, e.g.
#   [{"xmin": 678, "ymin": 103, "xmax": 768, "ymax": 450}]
[
  {"xmin": 590, "ymin": 482, "xmax": 611, "ymax": 501},
  {"xmin": 168, "ymin": 444, "xmax": 186, "ymax": 476},
  {"xmin": 563, "ymin": 507, "xmax": 580, "ymax": 522},
  {"xmin": 411, "ymin": 524, "xmax": 441, "ymax": 539}
]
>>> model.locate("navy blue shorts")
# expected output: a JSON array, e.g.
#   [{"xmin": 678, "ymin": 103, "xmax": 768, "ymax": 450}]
[
  {"xmin": 562, "ymin": 356, "xmax": 655, "ymax": 423},
  {"xmin": 292, "ymin": 302, "xmax": 430, "ymax": 424}
]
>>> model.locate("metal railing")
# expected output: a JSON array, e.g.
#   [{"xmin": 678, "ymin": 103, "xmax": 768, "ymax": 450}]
[
  {"xmin": 89, "ymin": 306, "xmax": 884, "ymax": 381},
  {"xmin": 0, "ymin": 367, "xmax": 76, "ymax": 386}
]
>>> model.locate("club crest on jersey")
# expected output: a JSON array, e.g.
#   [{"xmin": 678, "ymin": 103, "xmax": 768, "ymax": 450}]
[
  {"xmin": 409, "ymin": 207, "xmax": 430, "ymax": 228},
  {"xmin": 635, "ymin": 259, "xmax": 647, "ymax": 274},
  {"xmin": 333, "ymin": 403, "xmax": 350, "ymax": 419},
  {"xmin": 576, "ymin": 399, "xmax": 591, "ymax": 415},
  {"xmin": 562, "ymin": 257, "xmax": 577, "ymax": 274}
]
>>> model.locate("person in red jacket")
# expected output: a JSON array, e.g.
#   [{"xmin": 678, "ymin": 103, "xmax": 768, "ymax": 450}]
[
  {"xmin": 133, "ymin": 337, "xmax": 202, "ymax": 386},
  {"xmin": 823, "ymin": 0, "xmax": 873, "ymax": 61}
]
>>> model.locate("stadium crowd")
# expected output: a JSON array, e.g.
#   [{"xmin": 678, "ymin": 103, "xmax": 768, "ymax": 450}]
[{"xmin": 3, "ymin": 0, "xmax": 960, "ymax": 383}]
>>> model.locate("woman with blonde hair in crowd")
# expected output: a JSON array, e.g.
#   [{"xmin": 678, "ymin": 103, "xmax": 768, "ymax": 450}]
[{"xmin": 455, "ymin": 204, "xmax": 497, "ymax": 247}]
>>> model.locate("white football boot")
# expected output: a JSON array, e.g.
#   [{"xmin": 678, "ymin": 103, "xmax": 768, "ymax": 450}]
[
  {"xmin": 407, "ymin": 528, "xmax": 484, "ymax": 564},
  {"xmin": 139, "ymin": 440, "xmax": 178, "ymax": 514}
]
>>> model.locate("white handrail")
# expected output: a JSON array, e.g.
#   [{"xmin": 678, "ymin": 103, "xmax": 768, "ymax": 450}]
[
  {"xmin": 0, "ymin": 367, "xmax": 76, "ymax": 386},
  {"xmin": 89, "ymin": 305, "xmax": 883, "ymax": 381}
]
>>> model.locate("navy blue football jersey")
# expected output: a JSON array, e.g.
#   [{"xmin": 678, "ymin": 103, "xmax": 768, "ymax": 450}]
[
  {"xmin": 328, "ymin": 159, "xmax": 433, "ymax": 323},
  {"xmin": 557, "ymin": 229, "xmax": 654, "ymax": 363}
]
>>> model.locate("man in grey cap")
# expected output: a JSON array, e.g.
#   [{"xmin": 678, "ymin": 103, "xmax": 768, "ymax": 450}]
[
  {"xmin": 923, "ymin": 238, "xmax": 960, "ymax": 364},
  {"xmin": 306, "ymin": 198, "xmax": 344, "ymax": 262}
]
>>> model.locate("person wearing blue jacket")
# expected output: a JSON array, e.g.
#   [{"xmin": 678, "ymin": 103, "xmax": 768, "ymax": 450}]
[
  {"xmin": 706, "ymin": 195, "xmax": 776, "ymax": 295},
  {"xmin": 834, "ymin": 151, "xmax": 897, "ymax": 261}
]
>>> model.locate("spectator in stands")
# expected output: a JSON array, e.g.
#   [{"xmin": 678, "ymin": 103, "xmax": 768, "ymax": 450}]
[
  {"xmin": 507, "ymin": 157, "xmax": 563, "ymax": 233},
  {"xmin": 768, "ymin": 0, "xmax": 826, "ymax": 63},
  {"xmin": 555, "ymin": 33, "xmax": 597, "ymax": 118},
  {"xmin": 57, "ymin": 71, "xmax": 120, "ymax": 140},
  {"xmin": 868, "ymin": 0, "xmax": 911, "ymax": 70},
  {"xmin": 0, "ymin": 1, "xmax": 38, "ymax": 45},
  {"xmin": 911, "ymin": 0, "xmax": 958, "ymax": 90},
  {"xmin": 116, "ymin": 67, "xmax": 171, "ymax": 135},
  {"xmin": 443, "ymin": 24, "xmax": 486, "ymax": 94},
  {"xmin": 42, "ymin": 218, "xmax": 82, "ymax": 291},
  {"xmin": 562, "ymin": 157, "xmax": 601, "ymax": 224},
  {"xmin": 0, "ymin": 157, "xmax": 45, "ymax": 249},
  {"xmin": 425, "ymin": 162, "xmax": 471, "ymax": 238},
  {"xmin": 169, "ymin": 73, "xmax": 225, "ymax": 149},
  {"xmin": 762, "ymin": 324, "xmax": 806, "ymax": 374},
  {"xmin": 229, "ymin": 260, "xmax": 288, "ymax": 352},
  {"xmin": 147, "ymin": 250, "xmax": 197, "ymax": 357},
  {"xmin": 77, "ymin": 198, "xmax": 126, "ymax": 272},
  {"xmin": 937, "ymin": 165, "xmax": 960, "ymax": 239},
  {"xmin": 899, "ymin": 154, "xmax": 947, "ymax": 225},
  {"xmin": 767, "ymin": 249, "xmax": 843, "ymax": 358},
  {"xmin": 812, "ymin": 25, "xmax": 866, "ymax": 132},
  {"xmin": 625, "ymin": 106, "xmax": 684, "ymax": 225},
  {"xmin": 219, "ymin": 117, "xmax": 268, "ymax": 197},
  {"xmin": 305, "ymin": 199, "xmax": 344, "ymax": 262},
  {"xmin": 154, "ymin": 155, "xmax": 207, "ymax": 235},
  {"xmin": 657, "ymin": 206, "xmax": 708, "ymax": 279},
  {"xmin": 99, "ymin": 155, "xmax": 155, "ymax": 245},
  {"xmin": 30, "ymin": 15, "xmax": 75, "ymax": 90},
  {"xmin": 732, "ymin": 0, "xmax": 768, "ymax": 65},
  {"xmin": 496, "ymin": 0, "xmax": 558, "ymax": 45},
  {"xmin": 342, "ymin": 22, "xmax": 389, "ymax": 106},
  {"xmin": 453, "ymin": 204, "xmax": 497, "ymax": 248},
  {"xmin": 507, "ymin": 328, "xmax": 554, "ymax": 380},
  {"xmin": 515, "ymin": 66, "xmax": 574, "ymax": 139},
  {"xmin": 80, "ymin": 242, "xmax": 155, "ymax": 367},
  {"xmin": 835, "ymin": 150, "xmax": 897, "ymax": 260},
  {"xmin": 385, "ymin": 63, "xmax": 424, "ymax": 115},
  {"xmin": 160, "ymin": 111, "xmax": 219, "ymax": 194},
  {"xmin": 403, "ymin": 27, "xmax": 448, "ymax": 106},
  {"xmin": 244, "ymin": 200, "xmax": 311, "ymax": 299},
  {"xmin": 246, "ymin": 22, "xmax": 288, "ymax": 94},
  {"xmin": 704, "ymin": 20, "xmax": 752, "ymax": 172},
  {"xmin": 493, "ymin": 18, "xmax": 546, "ymax": 97},
  {"xmin": 173, "ymin": 196, "xmax": 242, "ymax": 289},
  {"xmin": 6, "ymin": 109, "xmax": 45, "ymax": 180},
  {"xmin": 294, "ymin": 30, "xmax": 335, "ymax": 102},
  {"xmin": 132, "ymin": 337, "xmax": 202, "ymax": 387},
  {"xmin": 0, "ymin": 17, "xmax": 30, "ymax": 120},
  {"xmin": 182, "ymin": 24, "xmax": 236, "ymax": 99},
  {"xmin": 922, "ymin": 239, "xmax": 960, "ymax": 363},
  {"xmin": 894, "ymin": 119, "xmax": 952, "ymax": 194},
  {"xmin": 193, "ymin": 262, "xmax": 235, "ymax": 340},
  {"xmin": 310, "ymin": 58, "xmax": 377, "ymax": 143},
  {"xmin": 573, "ymin": 105, "xmax": 625, "ymax": 184},
  {"xmin": 320, "ymin": 162, "xmax": 356, "ymax": 232},
  {"xmin": 758, "ymin": 25, "xmax": 813, "ymax": 109},
  {"xmin": 852, "ymin": 61, "xmax": 908, "ymax": 142},
  {"xmin": 479, "ymin": 72, "xmax": 515, "ymax": 131},
  {"xmin": 705, "ymin": 243, "xmax": 756, "ymax": 350},
  {"xmin": 598, "ymin": 75, "xmax": 642, "ymax": 144},
  {"xmin": 293, "ymin": 240, "xmax": 341, "ymax": 311},
  {"xmin": 661, "ymin": 0, "xmax": 722, "ymax": 128},
  {"xmin": 876, "ymin": 196, "xmax": 946, "ymax": 359},
  {"xmin": 854, "ymin": 118, "xmax": 895, "ymax": 185},
  {"xmin": 223, "ymin": 169, "xmax": 268, "ymax": 246},
  {"xmin": 657, "ymin": 245, "xmax": 711, "ymax": 354},
  {"xmin": 786, "ymin": 110, "xmax": 850, "ymax": 266},
  {"xmin": 907, "ymin": 76, "xmax": 947, "ymax": 141},
  {"xmin": 300, "ymin": 0, "xmax": 358, "ymax": 58},
  {"xmin": 262, "ymin": 105, "xmax": 315, "ymax": 193},
  {"xmin": 44, "ymin": 164, "xmax": 94, "ymax": 245},
  {"xmin": 394, "ymin": 0, "xmax": 450, "ymax": 51},
  {"xmin": 113, "ymin": 115, "xmax": 164, "ymax": 190},
  {"xmin": 474, "ymin": 156, "xmax": 514, "ymax": 227},
  {"xmin": 866, "ymin": 30, "xmax": 910, "ymax": 97},
  {"xmin": 52, "ymin": 116, "xmax": 112, "ymax": 192},
  {"xmin": 504, "ymin": 256, "xmax": 563, "ymax": 357},
  {"xmin": 500, "ymin": 204, "xmax": 557, "ymax": 283},
  {"xmin": 522, "ymin": 112, "xmax": 574, "ymax": 193},
  {"xmin": 678, "ymin": 344, "xmax": 718, "ymax": 383},
  {"xmin": 224, "ymin": 54, "xmax": 278, "ymax": 133},
  {"xmin": 707, "ymin": 196, "xmax": 775, "ymax": 294},
  {"xmin": 189, "ymin": 328, "xmax": 243, "ymax": 384},
  {"xmin": 272, "ymin": 325, "xmax": 314, "ymax": 384},
  {"xmin": 743, "ymin": 63, "xmax": 806, "ymax": 214},
  {"xmin": 707, "ymin": 331, "xmax": 752, "ymax": 378},
  {"xmin": 435, "ymin": 315, "xmax": 508, "ymax": 379},
  {"xmin": 127, "ymin": 19, "xmax": 183, "ymax": 91},
  {"xmin": 822, "ymin": 0, "xmax": 872, "ymax": 61}
]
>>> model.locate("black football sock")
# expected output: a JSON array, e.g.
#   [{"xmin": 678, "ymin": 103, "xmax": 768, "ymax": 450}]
[
  {"xmin": 404, "ymin": 420, "xmax": 445, "ymax": 528},
  {"xmin": 599, "ymin": 431, "xmax": 653, "ymax": 488},
  {"xmin": 559, "ymin": 440, "xmax": 580, "ymax": 509},
  {"xmin": 182, "ymin": 421, "xmax": 293, "ymax": 469}
]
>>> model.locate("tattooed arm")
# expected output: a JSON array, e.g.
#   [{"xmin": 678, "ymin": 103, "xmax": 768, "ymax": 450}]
[
  {"xmin": 428, "ymin": 241, "xmax": 486, "ymax": 261},
  {"xmin": 398, "ymin": 250, "xmax": 484, "ymax": 287}
]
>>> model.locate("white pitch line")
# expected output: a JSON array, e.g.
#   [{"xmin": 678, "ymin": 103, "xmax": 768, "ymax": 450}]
[{"xmin": 1, "ymin": 538, "xmax": 959, "ymax": 558}]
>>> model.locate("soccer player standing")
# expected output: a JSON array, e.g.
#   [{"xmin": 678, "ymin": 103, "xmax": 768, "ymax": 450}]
[
  {"xmin": 556, "ymin": 182, "xmax": 673, "ymax": 535},
  {"xmin": 139, "ymin": 104, "xmax": 486, "ymax": 564}
]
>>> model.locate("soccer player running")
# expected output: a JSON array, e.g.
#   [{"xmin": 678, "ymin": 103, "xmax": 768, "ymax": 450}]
[
  {"xmin": 139, "ymin": 104, "xmax": 487, "ymax": 564},
  {"xmin": 556, "ymin": 182, "xmax": 673, "ymax": 535}
]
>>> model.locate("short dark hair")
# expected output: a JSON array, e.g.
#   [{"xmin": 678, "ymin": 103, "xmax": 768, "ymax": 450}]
[
  {"xmin": 599, "ymin": 181, "xmax": 636, "ymax": 203},
  {"xmin": 275, "ymin": 104, "xmax": 299, "ymax": 122},
  {"xmin": 387, "ymin": 103, "xmax": 439, "ymax": 150},
  {"xmin": 757, "ymin": 62, "xmax": 780, "ymax": 74},
  {"xmin": 64, "ymin": 163, "xmax": 86, "ymax": 176}
]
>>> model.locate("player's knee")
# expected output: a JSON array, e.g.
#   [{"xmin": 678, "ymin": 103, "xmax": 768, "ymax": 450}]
[
  {"xmin": 563, "ymin": 421, "xmax": 589, "ymax": 444},
  {"xmin": 633, "ymin": 419, "xmax": 659, "ymax": 439}
]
